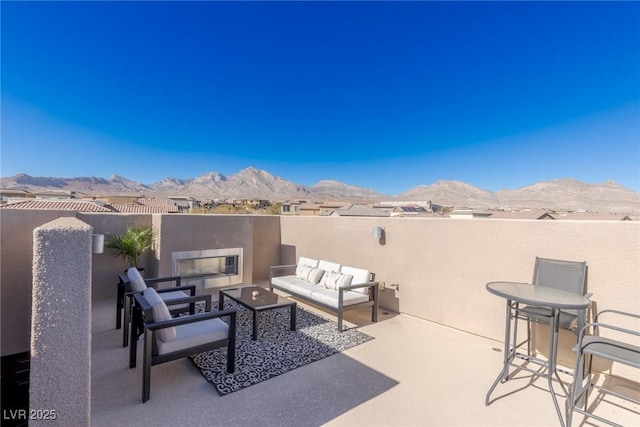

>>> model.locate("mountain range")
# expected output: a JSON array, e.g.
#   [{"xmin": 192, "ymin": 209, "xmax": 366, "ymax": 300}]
[{"xmin": 2, "ymin": 167, "xmax": 639, "ymax": 213}]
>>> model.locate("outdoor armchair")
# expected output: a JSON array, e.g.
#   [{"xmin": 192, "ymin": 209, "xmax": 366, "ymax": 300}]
[
  {"xmin": 130, "ymin": 288, "xmax": 236, "ymax": 403},
  {"xmin": 567, "ymin": 309, "xmax": 640, "ymax": 426},
  {"xmin": 122, "ymin": 267, "xmax": 197, "ymax": 347}
]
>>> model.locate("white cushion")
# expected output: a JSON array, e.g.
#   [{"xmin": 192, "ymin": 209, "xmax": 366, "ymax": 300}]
[
  {"xmin": 271, "ymin": 275, "xmax": 297, "ymax": 291},
  {"xmin": 157, "ymin": 318, "xmax": 228, "ymax": 355},
  {"xmin": 336, "ymin": 273, "xmax": 353, "ymax": 289},
  {"xmin": 307, "ymin": 267, "xmax": 325, "ymax": 284},
  {"xmin": 158, "ymin": 290, "xmax": 190, "ymax": 312},
  {"xmin": 340, "ymin": 266, "xmax": 371, "ymax": 295},
  {"xmin": 286, "ymin": 280, "xmax": 321, "ymax": 299},
  {"xmin": 318, "ymin": 260, "xmax": 341, "ymax": 273},
  {"xmin": 296, "ymin": 265, "xmax": 314, "ymax": 281},
  {"xmin": 310, "ymin": 288, "xmax": 370, "ymax": 308},
  {"xmin": 143, "ymin": 288, "xmax": 176, "ymax": 342},
  {"xmin": 128, "ymin": 267, "xmax": 147, "ymax": 292},
  {"xmin": 320, "ymin": 271, "xmax": 341, "ymax": 289},
  {"xmin": 295, "ymin": 257, "xmax": 318, "ymax": 276}
]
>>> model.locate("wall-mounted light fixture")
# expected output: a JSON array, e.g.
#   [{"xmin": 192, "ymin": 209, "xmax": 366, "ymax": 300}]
[
  {"xmin": 373, "ymin": 226, "xmax": 385, "ymax": 245},
  {"xmin": 92, "ymin": 234, "xmax": 105, "ymax": 254}
]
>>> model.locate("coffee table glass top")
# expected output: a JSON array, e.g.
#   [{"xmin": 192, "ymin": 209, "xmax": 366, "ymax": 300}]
[{"xmin": 220, "ymin": 286, "xmax": 294, "ymax": 309}]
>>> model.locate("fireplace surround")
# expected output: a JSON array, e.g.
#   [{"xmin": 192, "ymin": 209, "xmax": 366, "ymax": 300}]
[{"xmin": 171, "ymin": 248, "xmax": 243, "ymax": 289}]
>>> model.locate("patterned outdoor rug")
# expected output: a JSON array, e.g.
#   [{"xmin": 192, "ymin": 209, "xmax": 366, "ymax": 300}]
[{"xmin": 190, "ymin": 301, "xmax": 374, "ymax": 396}]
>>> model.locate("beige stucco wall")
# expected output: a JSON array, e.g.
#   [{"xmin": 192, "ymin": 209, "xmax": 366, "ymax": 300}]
[
  {"xmin": 1, "ymin": 210, "xmax": 76, "ymax": 355},
  {"xmin": 2, "ymin": 210, "xmax": 638, "ymax": 380},
  {"xmin": 151, "ymin": 214, "xmax": 281, "ymax": 283},
  {"xmin": 279, "ymin": 216, "xmax": 640, "ymax": 377},
  {"xmin": 77, "ymin": 213, "xmax": 153, "ymax": 299},
  {"xmin": 1, "ymin": 211, "xmax": 282, "ymax": 356}
]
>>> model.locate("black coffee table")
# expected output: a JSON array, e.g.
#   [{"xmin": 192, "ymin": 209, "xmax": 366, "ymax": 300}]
[{"xmin": 219, "ymin": 286, "xmax": 297, "ymax": 340}]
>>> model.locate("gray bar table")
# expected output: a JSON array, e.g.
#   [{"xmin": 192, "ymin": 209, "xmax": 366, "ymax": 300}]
[{"xmin": 485, "ymin": 281, "xmax": 591, "ymax": 427}]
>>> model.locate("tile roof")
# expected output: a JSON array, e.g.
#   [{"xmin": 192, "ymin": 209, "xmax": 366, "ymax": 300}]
[
  {"xmin": 1, "ymin": 198, "xmax": 181, "ymax": 213},
  {"xmin": 110, "ymin": 204, "xmax": 179, "ymax": 214},
  {"xmin": 1, "ymin": 200, "xmax": 115, "ymax": 212},
  {"xmin": 333, "ymin": 204, "xmax": 390, "ymax": 217}
]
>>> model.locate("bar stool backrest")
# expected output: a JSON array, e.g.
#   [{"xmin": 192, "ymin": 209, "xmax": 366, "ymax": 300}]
[{"xmin": 532, "ymin": 257, "xmax": 587, "ymax": 316}]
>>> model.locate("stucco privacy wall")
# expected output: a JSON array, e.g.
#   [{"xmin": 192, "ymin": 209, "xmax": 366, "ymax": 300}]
[
  {"xmin": 77, "ymin": 213, "xmax": 152, "ymax": 299},
  {"xmin": 0, "ymin": 209, "xmax": 76, "ymax": 355},
  {"xmin": 279, "ymin": 216, "xmax": 640, "ymax": 378},
  {"xmin": 0, "ymin": 212, "xmax": 281, "ymax": 356},
  {"xmin": 1, "ymin": 210, "xmax": 638, "ymax": 376},
  {"xmin": 152, "ymin": 214, "xmax": 281, "ymax": 283},
  {"xmin": 31, "ymin": 217, "xmax": 91, "ymax": 425}
]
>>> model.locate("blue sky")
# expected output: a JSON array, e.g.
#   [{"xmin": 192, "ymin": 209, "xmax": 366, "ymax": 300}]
[{"xmin": 2, "ymin": 1, "xmax": 639, "ymax": 195}]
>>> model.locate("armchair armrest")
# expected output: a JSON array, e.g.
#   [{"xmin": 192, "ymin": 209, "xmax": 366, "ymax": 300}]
[
  {"xmin": 125, "ymin": 283, "xmax": 196, "ymax": 298},
  {"xmin": 594, "ymin": 309, "xmax": 640, "ymax": 323},
  {"xmin": 146, "ymin": 308, "xmax": 237, "ymax": 330},
  {"xmin": 156, "ymin": 284, "xmax": 196, "ymax": 296},
  {"xmin": 144, "ymin": 275, "xmax": 182, "ymax": 289},
  {"xmin": 163, "ymin": 293, "xmax": 212, "ymax": 312},
  {"xmin": 578, "ymin": 309, "xmax": 640, "ymax": 340}
]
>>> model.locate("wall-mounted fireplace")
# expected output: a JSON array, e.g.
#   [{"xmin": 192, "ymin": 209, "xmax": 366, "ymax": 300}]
[{"xmin": 172, "ymin": 248, "xmax": 243, "ymax": 289}]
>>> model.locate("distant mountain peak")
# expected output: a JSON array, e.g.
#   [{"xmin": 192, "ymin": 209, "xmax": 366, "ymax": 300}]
[{"xmin": 0, "ymin": 171, "xmax": 638, "ymax": 213}]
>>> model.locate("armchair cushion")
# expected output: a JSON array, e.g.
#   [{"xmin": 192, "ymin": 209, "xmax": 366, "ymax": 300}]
[
  {"xmin": 156, "ymin": 318, "xmax": 229, "ymax": 355},
  {"xmin": 143, "ymin": 288, "xmax": 177, "ymax": 342},
  {"xmin": 128, "ymin": 267, "xmax": 147, "ymax": 292}
]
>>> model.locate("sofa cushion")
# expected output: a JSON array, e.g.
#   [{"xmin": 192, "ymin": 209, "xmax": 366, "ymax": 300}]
[
  {"xmin": 128, "ymin": 267, "xmax": 147, "ymax": 292},
  {"xmin": 156, "ymin": 318, "xmax": 228, "ymax": 356},
  {"xmin": 318, "ymin": 260, "xmax": 341, "ymax": 274},
  {"xmin": 340, "ymin": 266, "xmax": 371, "ymax": 295},
  {"xmin": 287, "ymin": 280, "xmax": 322, "ymax": 299},
  {"xmin": 296, "ymin": 257, "xmax": 318, "ymax": 276},
  {"xmin": 307, "ymin": 267, "xmax": 325, "ymax": 284},
  {"xmin": 271, "ymin": 275, "xmax": 298, "ymax": 291},
  {"xmin": 143, "ymin": 288, "xmax": 177, "ymax": 342},
  {"xmin": 310, "ymin": 288, "xmax": 370, "ymax": 308}
]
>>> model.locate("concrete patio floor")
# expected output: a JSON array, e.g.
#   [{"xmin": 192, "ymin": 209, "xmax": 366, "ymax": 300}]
[{"xmin": 90, "ymin": 290, "xmax": 639, "ymax": 427}]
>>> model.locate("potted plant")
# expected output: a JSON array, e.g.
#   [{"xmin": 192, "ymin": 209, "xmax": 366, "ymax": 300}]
[{"xmin": 104, "ymin": 224, "xmax": 154, "ymax": 271}]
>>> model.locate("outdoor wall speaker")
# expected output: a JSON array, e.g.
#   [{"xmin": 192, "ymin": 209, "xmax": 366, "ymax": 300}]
[
  {"xmin": 373, "ymin": 226, "xmax": 385, "ymax": 240},
  {"xmin": 92, "ymin": 234, "xmax": 105, "ymax": 254}
]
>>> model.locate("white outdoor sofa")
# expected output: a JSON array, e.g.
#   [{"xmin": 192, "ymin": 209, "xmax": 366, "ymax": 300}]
[{"xmin": 269, "ymin": 257, "xmax": 379, "ymax": 331}]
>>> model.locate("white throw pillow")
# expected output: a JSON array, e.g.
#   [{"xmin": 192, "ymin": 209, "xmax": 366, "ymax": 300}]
[
  {"xmin": 128, "ymin": 267, "xmax": 147, "ymax": 292},
  {"xmin": 295, "ymin": 257, "xmax": 318, "ymax": 276},
  {"xmin": 336, "ymin": 273, "xmax": 354, "ymax": 289},
  {"xmin": 320, "ymin": 271, "xmax": 340, "ymax": 290},
  {"xmin": 307, "ymin": 268, "xmax": 325, "ymax": 284},
  {"xmin": 296, "ymin": 265, "xmax": 314, "ymax": 282},
  {"xmin": 143, "ymin": 288, "xmax": 176, "ymax": 342}
]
